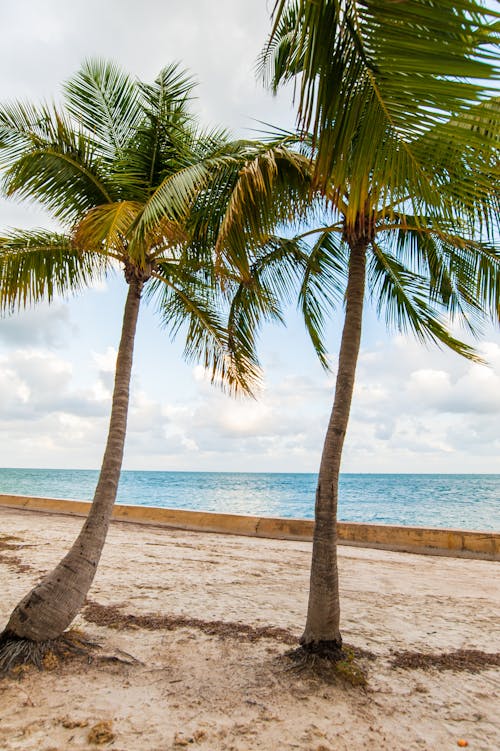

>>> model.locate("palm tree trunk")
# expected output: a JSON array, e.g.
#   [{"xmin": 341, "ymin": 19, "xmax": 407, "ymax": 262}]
[
  {"xmin": 300, "ymin": 241, "xmax": 366, "ymax": 651},
  {"xmin": 1, "ymin": 276, "xmax": 143, "ymax": 642}
]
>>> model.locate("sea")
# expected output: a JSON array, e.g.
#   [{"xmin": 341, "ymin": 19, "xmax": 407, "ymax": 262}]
[{"xmin": 0, "ymin": 469, "xmax": 499, "ymax": 531}]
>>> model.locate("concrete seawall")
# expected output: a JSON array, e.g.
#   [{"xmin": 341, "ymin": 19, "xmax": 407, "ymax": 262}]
[{"xmin": 0, "ymin": 493, "xmax": 498, "ymax": 560}]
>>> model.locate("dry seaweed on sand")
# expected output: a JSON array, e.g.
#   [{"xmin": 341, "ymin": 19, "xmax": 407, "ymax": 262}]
[
  {"xmin": 83, "ymin": 600, "xmax": 297, "ymax": 644},
  {"xmin": 0, "ymin": 534, "xmax": 33, "ymax": 573},
  {"xmin": 390, "ymin": 648, "xmax": 500, "ymax": 673}
]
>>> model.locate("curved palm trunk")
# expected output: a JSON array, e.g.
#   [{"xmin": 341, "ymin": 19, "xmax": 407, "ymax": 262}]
[
  {"xmin": 1, "ymin": 276, "xmax": 143, "ymax": 642},
  {"xmin": 301, "ymin": 241, "xmax": 366, "ymax": 650}
]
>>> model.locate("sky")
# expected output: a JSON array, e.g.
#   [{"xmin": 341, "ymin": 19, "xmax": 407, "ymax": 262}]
[{"xmin": 0, "ymin": 0, "xmax": 499, "ymax": 474}]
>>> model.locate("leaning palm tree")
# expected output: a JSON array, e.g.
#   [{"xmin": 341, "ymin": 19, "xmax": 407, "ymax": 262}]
[
  {"xmin": 0, "ymin": 60, "xmax": 304, "ymax": 664},
  {"xmin": 236, "ymin": 0, "xmax": 500, "ymax": 656}
]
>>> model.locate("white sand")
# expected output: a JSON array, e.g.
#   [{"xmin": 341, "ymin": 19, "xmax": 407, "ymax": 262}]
[{"xmin": 0, "ymin": 505, "xmax": 499, "ymax": 751}]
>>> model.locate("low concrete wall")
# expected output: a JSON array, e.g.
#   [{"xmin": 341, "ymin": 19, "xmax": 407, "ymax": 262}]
[{"xmin": 0, "ymin": 493, "xmax": 498, "ymax": 560}]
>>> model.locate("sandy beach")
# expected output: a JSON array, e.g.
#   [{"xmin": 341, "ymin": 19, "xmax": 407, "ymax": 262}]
[{"xmin": 1, "ymin": 505, "xmax": 499, "ymax": 751}]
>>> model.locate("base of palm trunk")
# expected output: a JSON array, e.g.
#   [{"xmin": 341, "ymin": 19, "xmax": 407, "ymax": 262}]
[
  {"xmin": 287, "ymin": 639, "xmax": 367, "ymax": 686},
  {"xmin": 0, "ymin": 628, "xmax": 96, "ymax": 674},
  {"xmin": 286, "ymin": 636, "xmax": 345, "ymax": 665},
  {"xmin": 296, "ymin": 637, "xmax": 344, "ymax": 660}
]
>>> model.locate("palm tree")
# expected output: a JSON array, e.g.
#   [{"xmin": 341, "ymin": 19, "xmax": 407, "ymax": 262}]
[
  {"xmin": 249, "ymin": 0, "xmax": 500, "ymax": 655},
  {"xmin": 0, "ymin": 60, "xmax": 298, "ymax": 665}
]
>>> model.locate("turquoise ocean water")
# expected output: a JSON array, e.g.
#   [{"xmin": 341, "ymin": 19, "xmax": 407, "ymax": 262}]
[{"xmin": 0, "ymin": 469, "xmax": 499, "ymax": 531}]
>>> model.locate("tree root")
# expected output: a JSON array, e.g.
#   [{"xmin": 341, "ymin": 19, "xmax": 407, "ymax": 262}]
[
  {"xmin": 0, "ymin": 629, "xmax": 100, "ymax": 675},
  {"xmin": 284, "ymin": 643, "xmax": 369, "ymax": 686},
  {"xmin": 298, "ymin": 639, "xmax": 345, "ymax": 660}
]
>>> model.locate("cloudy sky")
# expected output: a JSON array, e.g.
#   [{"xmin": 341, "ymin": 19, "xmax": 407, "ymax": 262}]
[{"xmin": 0, "ymin": 0, "xmax": 499, "ymax": 474}]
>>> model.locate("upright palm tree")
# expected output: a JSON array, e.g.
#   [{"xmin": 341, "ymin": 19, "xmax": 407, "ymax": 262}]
[
  {"xmin": 0, "ymin": 60, "xmax": 300, "ymax": 664},
  {"xmin": 249, "ymin": 0, "xmax": 500, "ymax": 655}
]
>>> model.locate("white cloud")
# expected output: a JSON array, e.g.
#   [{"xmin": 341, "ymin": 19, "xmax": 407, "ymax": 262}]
[
  {"xmin": 92, "ymin": 347, "xmax": 118, "ymax": 373},
  {"xmin": 0, "ymin": 304, "xmax": 74, "ymax": 348},
  {"xmin": 0, "ymin": 0, "xmax": 294, "ymax": 135},
  {"xmin": 1, "ymin": 325, "xmax": 500, "ymax": 472},
  {"xmin": 0, "ymin": 2, "xmax": 498, "ymax": 475},
  {"xmin": 339, "ymin": 334, "xmax": 500, "ymax": 472}
]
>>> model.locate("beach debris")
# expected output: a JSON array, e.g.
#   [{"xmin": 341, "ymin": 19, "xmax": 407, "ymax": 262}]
[
  {"xmin": 97, "ymin": 648, "xmax": 143, "ymax": 666},
  {"xmin": 83, "ymin": 599, "xmax": 296, "ymax": 643},
  {"xmin": 42, "ymin": 650, "xmax": 58, "ymax": 671},
  {"xmin": 0, "ymin": 535, "xmax": 34, "ymax": 574},
  {"xmin": 87, "ymin": 720, "xmax": 115, "ymax": 745},
  {"xmin": 173, "ymin": 731, "xmax": 192, "ymax": 746},
  {"xmin": 0, "ymin": 535, "xmax": 22, "ymax": 549},
  {"xmin": 61, "ymin": 717, "xmax": 89, "ymax": 729},
  {"xmin": 414, "ymin": 682, "xmax": 428, "ymax": 693},
  {"xmin": 457, "ymin": 741, "xmax": 469, "ymax": 748},
  {"xmin": 172, "ymin": 728, "xmax": 207, "ymax": 746},
  {"xmin": 334, "ymin": 654, "xmax": 368, "ymax": 686},
  {"xmin": 390, "ymin": 648, "xmax": 500, "ymax": 673}
]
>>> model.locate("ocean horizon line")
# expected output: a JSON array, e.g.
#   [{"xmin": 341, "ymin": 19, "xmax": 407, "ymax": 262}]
[{"xmin": 2, "ymin": 467, "xmax": 500, "ymax": 476}]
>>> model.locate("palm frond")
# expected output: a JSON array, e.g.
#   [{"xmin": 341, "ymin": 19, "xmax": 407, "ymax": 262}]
[
  {"xmin": 411, "ymin": 97, "xmax": 500, "ymax": 234},
  {"xmin": 0, "ymin": 101, "xmax": 113, "ymax": 223},
  {"xmin": 298, "ymin": 229, "xmax": 347, "ymax": 368},
  {"xmin": 379, "ymin": 212, "xmax": 500, "ymax": 323},
  {"xmin": 118, "ymin": 63, "xmax": 200, "ymax": 196},
  {"xmin": 0, "ymin": 59, "xmax": 273, "ymax": 399},
  {"xmin": 72, "ymin": 201, "xmax": 142, "ymax": 258},
  {"xmin": 0, "ymin": 230, "xmax": 108, "ymax": 312},
  {"xmin": 133, "ymin": 141, "xmax": 251, "ymax": 244},
  {"xmin": 64, "ymin": 59, "xmax": 143, "ymax": 162},
  {"xmin": 222, "ymin": 235, "xmax": 310, "ymax": 376},
  {"xmin": 368, "ymin": 242, "xmax": 482, "ymax": 361},
  {"xmin": 258, "ymin": 0, "xmax": 302, "ymax": 90},
  {"xmin": 214, "ymin": 142, "xmax": 315, "ymax": 275},
  {"xmin": 148, "ymin": 261, "xmax": 260, "ymax": 395},
  {"xmin": 264, "ymin": 0, "xmax": 500, "ymax": 206}
]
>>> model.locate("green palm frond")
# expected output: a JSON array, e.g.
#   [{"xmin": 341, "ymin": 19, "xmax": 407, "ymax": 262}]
[
  {"xmin": 298, "ymin": 230, "xmax": 347, "ymax": 369},
  {"xmin": 250, "ymin": 235, "xmax": 307, "ymax": 305},
  {"xmin": 391, "ymin": 224, "xmax": 476, "ymax": 315},
  {"xmin": 0, "ymin": 230, "xmax": 108, "ymax": 312},
  {"xmin": 64, "ymin": 59, "xmax": 143, "ymax": 162},
  {"xmin": 225, "ymin": 280, "xmax": 281, "ymax": 392},
  {"xmin": 139, "ymin": 63, "xmax": 196, "ymax": 119},
  {"xmin": 264, "ymin": 1, "xmax": 500, "ymax": 207},
  {"xmin": 1, "ymin": 59, "xmax": 295, "ymax": 395},
  {"xmin": 222, "ymin": 235, "xmax": 309, "ymax": 377},
  {"xmin": 72, "ymin": 201, "xmax": 142, "ymax": 259},
  {"xmin": 133, "ymin": 142, "xmax": 250, "ymax": 244},
  {"xmin": 187, "ymin": 123, "xmax": 231, "ymax": 162},
  {"xmin": 259, "ymin": 1, "xmax": 500, "ymax": 367},
  {"xmin": 412, "ymin": 97, "xmax": 500, "ymax": 233},
  {"xmin": 120, "ymin": 63, "xmax": 199, "ymax": 195},
  {"xmin": 380, "ymin": 213, "xmax": 500, "ymax": 321},
  {"xmin": 258, "ymin": 0, "xmax": 302, "ymax": 90},
  {"xmin": 133, "ymin": 160, "xmax": 219, "ymax": 235},
  {"xmin": 214, "ymin": 142, "xmax": 314, "ymax": 275},
  {"xmin": 148, "ymin": 261, "xmax": 260, "ymax": 395},
  {"xmin": 0, "ymin": 101, "xmax": 113, "ymax": 223},
  {"xmin": 368, "ymin": 243, "xmax": 482, "ymax": 362}
]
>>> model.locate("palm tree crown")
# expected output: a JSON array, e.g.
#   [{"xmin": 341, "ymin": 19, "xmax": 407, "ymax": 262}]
[{"xmin": 0, "ymin": 60, "xmax": 263, "ymax": 391}]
